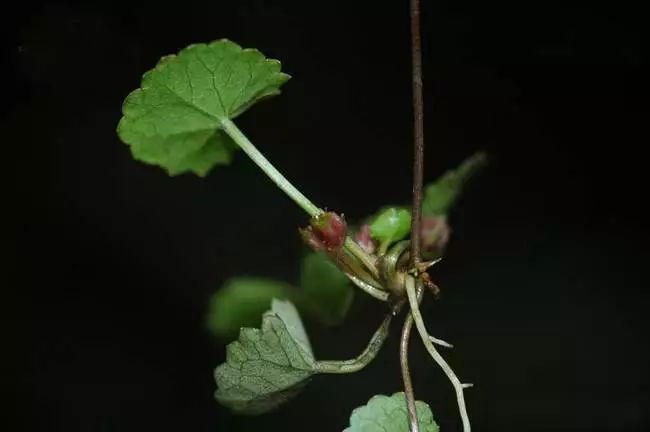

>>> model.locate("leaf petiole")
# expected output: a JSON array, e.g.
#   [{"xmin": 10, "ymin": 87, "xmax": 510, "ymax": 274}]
[
  {"xmin": 220, "ymin": 118, "xmax": 321, "ymax": 217},
  {"xmin": 220, "ymin": 118, "xmax": 381, "ymax": 282},
  {"xmin": 315, "ymin": 312, "xmax": 393, "ymax": 374}
]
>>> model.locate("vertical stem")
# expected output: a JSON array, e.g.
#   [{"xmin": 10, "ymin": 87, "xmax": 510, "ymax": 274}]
[
  {"xmin": 401, "ymin": 283, "xmax": 424, "ymax": 432},
  {"xmin": 410, "ymin": 0, "xmax": 425, "ymax": 268},
  {"xmin": 404, "ymin": 0, "xmax": 425, "ymax": 430},
  {"xmin": 400, "ymin": 314, "xmax": 419, "ymax": 432}
]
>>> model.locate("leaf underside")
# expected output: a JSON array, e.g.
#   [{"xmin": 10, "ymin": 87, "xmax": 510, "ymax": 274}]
[
  {"xmin": 117, "ymin": 39, "xmax": 290, "ymax": 176},
  {"xmin": 214, "ymin": 299, "xmax": 316, "ymax": 415},
  {"xmin": 423, "ymin": 151, "xmax": 488, "ymax": 216},
  {"xmin": 345, "ymin": 392, "xmax": 439, "ymax": 432}
]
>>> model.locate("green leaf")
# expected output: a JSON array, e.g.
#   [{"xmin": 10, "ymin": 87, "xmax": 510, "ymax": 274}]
[
  {"xmin": 423, "ymin": 151, "xmax": 488, "ymax": 216},
  {"xmin": 422, "ymin": 178, "xmax": 459, "ymax": 217},
  {"xmin": 369, "ymin": 207, "xmax": 412, "ymax": 252},
  {"xmin": 300, "ymin": 252, "xmax": 353, "ymax": 326},
  {"xmin": 345, "ymin": 392, "xmax": 439, "ymax": 432},
  {"xmin": 214, "ymin": 299, "xmax": 316, "ymax": 414},
  {"xmin": 206, "ymin": 277, "xmax": 294, "ymax": 341},
  {"xmin": 117, "ymin": 39, "xmax": 290, "ymax": 176}
]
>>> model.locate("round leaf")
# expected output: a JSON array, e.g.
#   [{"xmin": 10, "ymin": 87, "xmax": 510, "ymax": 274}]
[
  {"xmin": 345, "ymin": 392, "xmax": 439, "ymax": 432},
  {"xmin": 214, "ymin": 299, "xmax": 316, "ymax": 414},
  {"xmin": 117, "ymin": 39, "xmax": 290, "ymax": 176}
]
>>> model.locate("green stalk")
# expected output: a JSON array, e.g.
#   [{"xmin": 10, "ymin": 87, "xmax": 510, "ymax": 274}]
[
  {"xmin": 221, "ymin": 118, "xmax": 321, "ymax": 216},
  {"xmin": 221, "ymin": 118, "xmax": 380, "ymax": 278}
]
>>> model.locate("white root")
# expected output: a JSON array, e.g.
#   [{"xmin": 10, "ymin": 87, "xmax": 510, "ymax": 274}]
[
  {"xmin": 405, "ymin": 275, "xmax": 472, "ymax": 432},
  {"xmin": 429, "ymin": 335, "xmax": 454, "ymax": 348}
]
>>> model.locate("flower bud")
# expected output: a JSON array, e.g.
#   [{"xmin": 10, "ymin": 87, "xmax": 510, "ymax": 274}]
[{"xmin": 300, "ymin": 212, "xmax": 347, "ymax": 252}]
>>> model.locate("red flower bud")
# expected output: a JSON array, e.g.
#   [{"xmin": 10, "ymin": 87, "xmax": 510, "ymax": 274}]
[{"xmin": 300, "ymin": 212, "xmax": 347, "ymax": 252}]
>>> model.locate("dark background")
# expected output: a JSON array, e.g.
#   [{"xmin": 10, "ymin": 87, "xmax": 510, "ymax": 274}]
[{"xmin": 5, "ymin": 0, "xmax": 649, "ymax": 431}]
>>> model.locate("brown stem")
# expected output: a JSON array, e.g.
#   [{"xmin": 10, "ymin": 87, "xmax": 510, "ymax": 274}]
[
  {"xmin": 405, "ymin": 0, "xmax": 425, "ymax": 430},
  {"xmin": 400, "ymin": 285, "xmax": 424, "ymax": 432},
  {"xmin": 409, "ymin": 0, "xmax": 425, "ymax": 269},
  {"xmin": 400, "ymin": 315, "xmax": 418, "ymax": 432}
]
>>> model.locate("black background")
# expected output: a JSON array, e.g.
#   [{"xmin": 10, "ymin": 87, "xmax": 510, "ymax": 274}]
[{"xmin": 5, "ymin": 0, "xmax": 649, "ymax": 431}]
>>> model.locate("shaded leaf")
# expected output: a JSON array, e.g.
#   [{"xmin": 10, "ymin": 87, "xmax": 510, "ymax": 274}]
[
  {"xmin": 345, "ymin": 392, "xmax": 439, "ymax": 432},
  {"xmin": 117, "ymin": 39, "xmax": 290, "ymax": 176},
  {"xmin": 214, "ymin": 299, "xmax": 316, "ymax": 414},
  {"xmin": 300, "ymin": 252, "xmax": 353, "ymax": 326},
  {"xmin": 423, "ymin": 151, "xmax": 488, "ymax": 216},
  {"xmin": 206, "ymin": 277, "xmax": 294, "ymax": 340}
]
